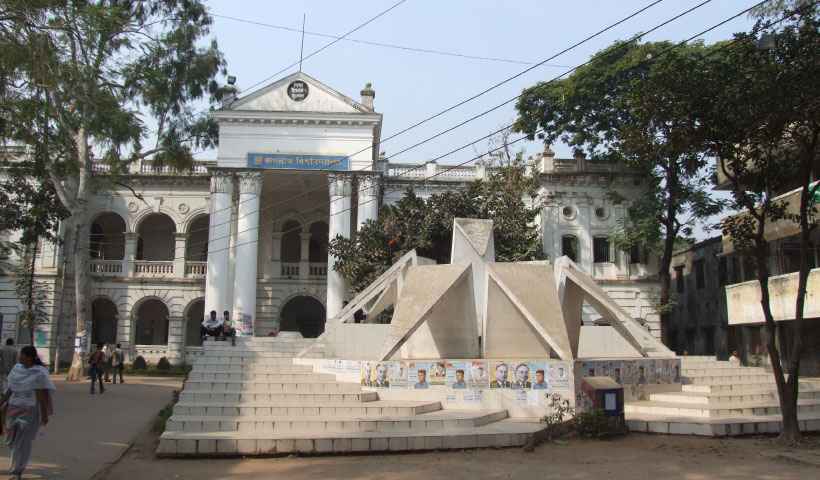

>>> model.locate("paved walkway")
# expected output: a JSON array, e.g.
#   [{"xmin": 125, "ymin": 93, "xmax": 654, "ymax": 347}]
[{"xmin": 0, "ymin": 375, "xmax": 181, "ymax": 480}]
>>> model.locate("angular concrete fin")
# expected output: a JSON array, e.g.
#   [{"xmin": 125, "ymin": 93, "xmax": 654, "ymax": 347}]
[
  {"xmin": 333, "ymin": 249, "xmax": 418, "ymax": 323},
  {"xmin": 554, "ymin": 256, "xmax": 674, "ymax": 358},
  {"xmin": 485, "ymin": 263, "xmax": 574, "ymax": 360},
  {"xmin": 452, "ymin": 218, "xmax": 495, "ymax": 260},
  {"xmin": 378, "ymin": 264, "xmax": 476, "ymax": 360}
]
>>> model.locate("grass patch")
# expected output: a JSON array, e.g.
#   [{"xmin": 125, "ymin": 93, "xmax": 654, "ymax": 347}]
[{"xmin": 153, "ymin": 391, "xmax": 180, "ymax": 434}]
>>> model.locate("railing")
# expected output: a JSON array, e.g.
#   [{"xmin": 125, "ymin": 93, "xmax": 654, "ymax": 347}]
[
  {"xmin": 90, "ymin": 160, "xmax": 214, "ymax": 176},
  {"xmin": 281, "ymin": 262, "xmax": 300, "ymax": 277},
  {"xmin": 309, "ymin": 262, "xmax": 328, "ymax": 277},
  {"xmin": 89, "ymin": 259, "xmax": 123, "ymax": 275},
  {"xmin": 185, "ymin": 261, "xmax": 207, "ymax": 277},
  {"xmin": 134, "ymin": 261, "xmax": 174, "ymax": 276}
]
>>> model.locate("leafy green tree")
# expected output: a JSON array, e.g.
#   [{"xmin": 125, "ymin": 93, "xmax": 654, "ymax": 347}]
[
  {"xmin": 330, "ymin": 158, "xmax": 544, "ymax": 295},
  {"xmin": 0, "ymin": 1, "xmax": 226, "ymax": 379},
  {"xmin": 514, "ymin": 41, "xmax": 722, "ymax": 342},
  {"xmin": 698, "ymin": 5, "xmax": 819, "ymax": 443}
]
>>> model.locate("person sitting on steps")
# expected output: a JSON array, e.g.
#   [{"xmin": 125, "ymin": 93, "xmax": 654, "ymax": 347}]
[
  {"xmin": 200, "ymin": 310, "xmax": 223, "ymax": 342},
  {"xmin": 222, "ymin": 310, "xmax": 236, "ymax": 346}
]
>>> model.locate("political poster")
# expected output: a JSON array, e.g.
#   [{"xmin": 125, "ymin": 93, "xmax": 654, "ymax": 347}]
[
  {"xmin": 408, "ymin": 362, "xmax": 433, "ymax": 389},
  {"xmin": 468, "ymin": 360, "xmax": 489, "ymax": 388},
  {"xmin": 360, "ymin": 361, "xmax": 394, "ymax": 388},
  {"xmin": 429, "ymin": 361, "xmax": 447, "ymax": 386},
  {"xmin": 489, "ymin": 361, "xmax": 511, "ymax": 389},
  {"xmin": 446, "ymin": 361, "xmax": 469, "ymax": 389},
  {"xmin": 548, "ymin": 361, "xmax": 571, "ymax": 390}
]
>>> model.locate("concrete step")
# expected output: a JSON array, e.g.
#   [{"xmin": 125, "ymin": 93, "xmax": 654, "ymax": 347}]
[
  {"xmin": 165, "ymin": 410, "xmax": 508, "ymax": 434},
  {"xmin": 626, "ymin": 412, "xmax": 820, "ymax": 437},
  {"xmin": 173, "ymin": 400, "xmax": 442, "ymax": 418},
  {"xmin": 194, "ymin": 358, "xmax": 300, "ymax": 366},
  {"xmin": 183, "ymin": 380, "xmax": 363, "ymax": 394},
  {"xmin": 199, "ymin": 351, "xmax": 303, "ymax": 358},
  {"xmin": 649, "ymin": 388, "xmax": 820, "ymax": 405},
  {"xmin": 625, "ymin": 398, "xmax": 820, "ymax": 418},
  {"xmin": 187, "ymin": 371, "xmax": 334, "ymax": 382},
  {"xmin": 157, "ymin": 418, "xmax": 544, "ymax": 456},
  {"xmin": 179, "ymin": 390, "xmax": 378, "ymax": 404},
  {"xmin": 683, "ymin": 373, "xmax": 773, "ymax": 385},
  {"xmin": 190, "ymin": 364, "xmax": 313, "ymax": 373},
  {"xmin": 682, "ymin": 367, "xmax": 766, "ymax": 376}
]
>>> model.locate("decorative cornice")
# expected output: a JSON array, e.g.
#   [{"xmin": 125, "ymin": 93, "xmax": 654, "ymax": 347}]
[
  {"xmin": 210, "ymin": 172, "xmax": 234, "ymax": 194},
  {"xmin": 328, "ymin": 174, "xmax": 352, "ymax": 197},
  {"xmin": 357, "ymin": 176, "xmax": 379, "ymax": 198},
  {"xmin": 237, "ymin": 171, "xmax": 262, "ymax": 195}
]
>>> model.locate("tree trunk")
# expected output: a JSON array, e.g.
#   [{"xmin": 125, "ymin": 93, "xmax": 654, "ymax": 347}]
[
  {"xmin": 65, "ymin": 128, "xmax": 91, "ymax": 382},
  {"xmin": 27, "ymin": 244, "xmax": 37, "ymax": 346}
]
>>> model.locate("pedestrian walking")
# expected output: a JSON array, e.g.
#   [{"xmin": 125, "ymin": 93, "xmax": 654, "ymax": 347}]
[
  {"xmin": 112, "ymin": 343, "xmax": 125, "ymax": 384},
  {"xmin": 103, "ymin": 344, "xmax": 113, "ymax": 383},
  {"xmin": 0, "ymin": 339, "xmax": 18, "ymax": 393},
  {"xmin": 1, "ymin": 345, "xmax": 55, "ymax": 480},
  {"xmin": 88, "ymin": 344, "xmax": 105, "ymax": 395}
]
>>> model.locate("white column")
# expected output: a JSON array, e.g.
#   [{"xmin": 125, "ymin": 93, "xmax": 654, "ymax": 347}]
[
  {"xmin": 123, "ymin": 232, "xmax": 138, "ymax": 277},
  {"xmin": 232, "ymin": 171, "xmax": 262, "ymax": 336},
  {"xmin": 327, "ymin": 174, "xmax": 352, "ymax": 319},
  {"xmin": 204, "ymin": 172, "xmax": 234, "ymax": 320},
  {"xmin": 356, "ymin": 176, "xmax": 379, "ymax": 231},
  {"xmin": 299, "ymin": 232, "xmax": 311, "ymax": 279},
  {"xmin": 173, "ymin": 233, "xmax": 187, "ymax": 278}
]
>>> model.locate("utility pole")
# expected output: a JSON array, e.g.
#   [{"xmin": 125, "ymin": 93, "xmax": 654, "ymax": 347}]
[{"xmin": 51, "ymin": 228, "xmax": 70, "ymax": 374}]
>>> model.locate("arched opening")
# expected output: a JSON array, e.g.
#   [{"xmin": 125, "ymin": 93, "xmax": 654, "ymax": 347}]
[
  {"xmin": 90, "ymin": 212, "xmax": 126, "ymax": 259},
  {"xmin": 134, "ymin": 298, "xmax": 169, "ymax": 345},
  {"xmin": 279, "ymin": 296, "xmax": 325, "ymax": 338},
  {"xmin": 137, "ymin": 213, "xmax": 176, "ymax": 261},
  {"xmin": 281, "ymin": 219, "xmax": 302, "ymax": 262},
  {"xmin": 308, "ymin": 221, "xmax": 329, "ymax": 262},
  {"xmin": 186, "ymin": 214, "xmax": 210, "ymax": 262},
  {"xmin": 92, "ymin": 298, "xmax": 119, "ymax": 345},
  {"xmin": 562, "ymin": 235, "xmax": 579, "ymax": 262},
  {"xmin": 185, "ymin": 298, "xmax": 205, "ymax": 347}
]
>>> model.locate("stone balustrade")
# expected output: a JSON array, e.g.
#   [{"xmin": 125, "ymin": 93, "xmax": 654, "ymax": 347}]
[
  {"xmin": 135, "ymin": 260, "xmax": 175, "ymax": 277},
  {"xmin": 88, "ymin": 259, "xmax": 123, "ymax": 276},
  {"xmin": 281, "ymin": 262, "xmax": 300, "ymax": 277},
  {"xmin": 185, "ymin": 261, "xmax": 207, "ymax": 278}
]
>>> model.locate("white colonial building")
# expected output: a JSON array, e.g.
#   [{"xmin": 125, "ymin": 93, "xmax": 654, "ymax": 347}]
[{"xmin": 0, "ymin": 72, "xmax": 660, "ymax": 366}]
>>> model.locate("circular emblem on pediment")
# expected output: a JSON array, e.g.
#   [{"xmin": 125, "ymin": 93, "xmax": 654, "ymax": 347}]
[
  {"xmin": 178, "ymin": 203, "xmax": 190, "ymax": 214},
  {"xmin": 127, "ymin": 201, "xmax": 139, "ymax": 213},
  {"xmin": 287, "ymin": 80, "xmax": 309, "ymax": 102}
]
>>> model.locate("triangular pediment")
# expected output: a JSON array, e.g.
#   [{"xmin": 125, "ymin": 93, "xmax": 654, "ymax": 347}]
[{"xmin": 228, "ymin": 72, "xmax": 371, "ymax": 114}]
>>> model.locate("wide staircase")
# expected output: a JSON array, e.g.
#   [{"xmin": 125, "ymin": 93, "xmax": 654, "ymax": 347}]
[
  {"xmin": 626, "ymin": 356, "xmax": 820, "ymax": 436},
  {"xmin": 157, "ymin": 334, "xmax": 543, "ymax": 456}
]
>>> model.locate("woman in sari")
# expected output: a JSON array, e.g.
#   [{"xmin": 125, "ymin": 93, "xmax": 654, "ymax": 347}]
[{"xmin": 1, "ymin": 346, "xmax": 55, "ymax": 480}]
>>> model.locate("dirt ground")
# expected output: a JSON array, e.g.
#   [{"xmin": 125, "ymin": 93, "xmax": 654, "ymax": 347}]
[{"xmin": 98, "ymin": 429, "xmax": 820, "ymax": 480}]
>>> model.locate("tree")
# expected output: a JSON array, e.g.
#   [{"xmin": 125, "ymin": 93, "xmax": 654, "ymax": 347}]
[
  {"xmin": 0, "ymin": 1, "xmax": 226, "ymax": 379},
  {"xmin": 698, "ymin": 4, "xmax": 819, "ymax": 443},
  {"xmin": 514, "ymin": 41, "xmax": 722, "ymax": 343},
  {"xmin": 330, "ymin": 157, "xmax": 544, "ymax": 295}
]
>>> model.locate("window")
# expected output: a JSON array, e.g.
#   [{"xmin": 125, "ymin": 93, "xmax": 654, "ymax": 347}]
[
  {"xmin": 675, "ymin": 265, "xmax": 685, "ymax": 293},
  {"xmin": 562, "ymin": 206, "xmax": 575, "ymax": 219},
  {"xmin": 718, "ymin": 257, "xmax": 727, "ymax": 286},
  {"xmin": 593, "ymin": 237, "xmax": 610, "ymax": 263},
  {"xmin": 561, "ymin": 235, "xmax": 578, "ymax": 262},
  {"xmin": 629, "ymin": 244, "xmax": 642, "ymax": 264},
  {"xmin": 694, "ymin": 259, "xmax": 706, "ymax": 289}
]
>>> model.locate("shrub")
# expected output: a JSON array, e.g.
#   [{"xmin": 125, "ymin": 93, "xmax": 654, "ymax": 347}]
[
  {"xmin": 132, "ymin": 355, "xmax": 147, "ymax": 370},
  {"xmin": 156, "ymin": 357, "xmax": 171, "ymax": 370},
  {"xmin": 541, "ymin": 393, "xmax": 576, "ymax": 441}
]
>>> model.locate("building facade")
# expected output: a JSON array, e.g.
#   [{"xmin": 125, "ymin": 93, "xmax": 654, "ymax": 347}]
[{"xmin": 0, "ymin": 72, "xmax": 661, "ymax": 365}]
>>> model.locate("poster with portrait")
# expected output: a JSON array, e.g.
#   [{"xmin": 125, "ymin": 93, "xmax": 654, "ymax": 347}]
[
  {"xmin": 390, "ymin": 362, "xmax": 409, "ymax": 389},
  {"xmin": 489, "ymin": 361, "xmax": 511, "ymax": 388},
  {"xmin": 446, "ymin": 361, "xmax": 469, "ymax": 389},
  {"xmin": 408, "ymin": 362, "xmax": 433, "ymax": 389},
  {"xmin": 548, "ymin": 361, "xmax": 571, "ymax": 390},
  {"xmin": 429, "ymin": 361, "xmax": 447, "ymax": 386},
  {"xmin": 468, "ymin": 360, "xmax": 489, "ymax": 388},
  {"xmin": 360, "ymin": 361, "xmax": 396, "ymax": 388},
  {"xmin": 529, "ymin": 362, "xmax": 549, "ymax": 391}
]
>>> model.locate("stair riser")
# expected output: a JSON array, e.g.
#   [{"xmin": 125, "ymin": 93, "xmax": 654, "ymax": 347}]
[
  {"xmin": 188, "ymin": 373, "xmax": 332, "ymax": 382},
  {"xmin": 183, "ymin": 382, "xmax": 362, "ymax": 394},
  {"xmin": 625, "ymin": 403, "xmax": 820, "ymax": 418},
  {"xmin": 649, "ymin": 391, "xmax": 820, "ymax": 405},
  {"xmin": 684, "ymin": 375, "xmax": 772, "ymax": 385},
  {"xmin": 179, "ymin": 392, "xmax": 378, "ymax": 403},
  {"xmin": 173, "ymin": 404, "xmax": 441, "ymax": 418},
  {"xmin": 194, "ymin": 360, "xmax": 300, "ymax": 367},
  {"xmin": 683, "ymin": 368, "xmax": 766, "ymax": 376},
  {"xmin": 157, "ymin": 431, "xmax": 533, "ymax": 456},
  {"xmin": 165, "ymin": 413, "xmax": 506, "ymax": 435}
]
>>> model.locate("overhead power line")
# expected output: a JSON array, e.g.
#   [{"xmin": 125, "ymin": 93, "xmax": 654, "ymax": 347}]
[
  {"xmin": 95, "ymin": 0, "xmax": 796, "ymax": 259},
  {"xmin": 211, "ymin": 12, "xmax": 564, "ymax": 67},
  {"xmin": 240, "ymin": 0, "xmax": 409, "ymax": 94}
]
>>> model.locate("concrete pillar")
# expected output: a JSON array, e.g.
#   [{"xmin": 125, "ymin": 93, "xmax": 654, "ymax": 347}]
[
  {"xmin": 299, "ymin": 232, "xmax": 311, "ymax": 279},
  {"xmin": 167, "ymin": 316, "xmax": 184, "ymax": 364},
  {"xmin": 327, "ymin": 174, "xmax": 352, "ymax": 319},
  {"xmin": 173, "ymin": 233, "xmax": 187, "ymax": 277},
  {"xmin": 123, "ymin": 232, "xmax": 138, "ymax": 277},
  {"xmin": 232, "ymin": 171, "xmax": 262, "ymax": 336},
  {"xmin": 204, "ymin": 172, "xmax": 234, "ymax": 320},
  {"xmin": 271, "ymin": 232, "xmax": 282, "ymax": 278},
  {"xmin": 356, "ymin": 176, "xmax": 379, "ymax": 231}
]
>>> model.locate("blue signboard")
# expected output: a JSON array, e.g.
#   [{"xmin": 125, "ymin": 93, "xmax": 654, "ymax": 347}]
[{"xmin": 247, "ymin": 153, "xmax": 349, "ymax": 171}]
